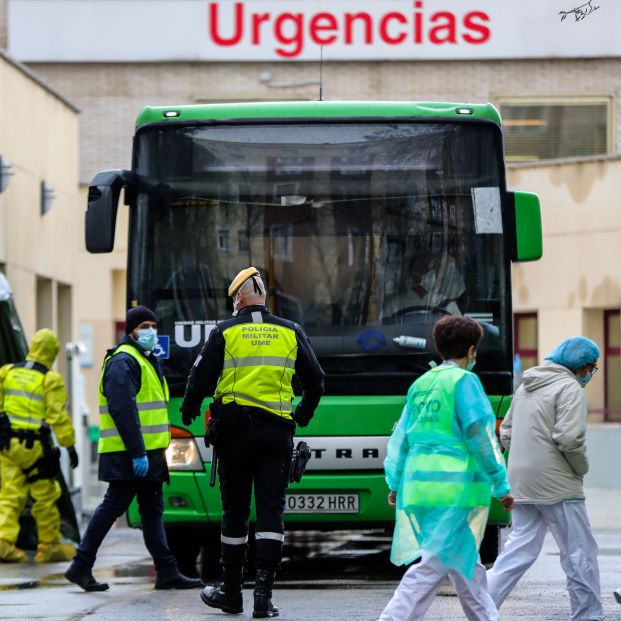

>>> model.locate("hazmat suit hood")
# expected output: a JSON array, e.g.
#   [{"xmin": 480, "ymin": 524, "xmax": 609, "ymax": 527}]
[
  {"xmin": 521, "ymin": 361, "xmax": 579, "ymax": 392},
  {"xmin": 26, "ymin": 328, "xmax": 60, "ymax": 369}
]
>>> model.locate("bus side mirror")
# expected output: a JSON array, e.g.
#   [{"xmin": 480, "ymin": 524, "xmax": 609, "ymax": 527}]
[
  {"xmin": 511, "ymin": 191, "xmax": 542, "ymax": 262},
  {"xmin": 85, "ymin": 169, "xmax": 135, "ymax": 253}
]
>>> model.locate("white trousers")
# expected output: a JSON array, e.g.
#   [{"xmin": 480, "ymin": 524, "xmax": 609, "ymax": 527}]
[
  {"xmin": 378, "ymin": 553, "xmax": 500, "ymax": 621},
  {"xmin": 487, "ymin": 502, "xmax": 602, "ymax": 621}
]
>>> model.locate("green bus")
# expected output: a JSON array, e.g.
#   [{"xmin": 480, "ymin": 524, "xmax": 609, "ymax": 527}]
[{"xmin": 85, "ymin": 101, "xmax": 542, "ymax": 575}]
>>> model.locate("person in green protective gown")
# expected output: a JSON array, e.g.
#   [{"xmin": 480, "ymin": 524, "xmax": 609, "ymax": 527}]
[{"xmin": 377, "ymin": 315, "xmax": 513, "ymax": 621}]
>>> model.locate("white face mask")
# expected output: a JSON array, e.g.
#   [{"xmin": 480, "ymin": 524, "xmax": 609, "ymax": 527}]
[{"xmin": 232, "ymin": 293, "xmax": 241, "ymax": 317}]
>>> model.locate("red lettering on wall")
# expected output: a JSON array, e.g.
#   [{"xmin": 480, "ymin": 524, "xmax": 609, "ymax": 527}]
[
  {"xmin": 429, "ymin": 11, "xmax": 457, "ymax": 44},
  {"xmin": 413, "ymin": 0, "xmax": 424, "ymax": 44},
  {"xmin": 462, "ymin": 11, "xmax": 491, "ymax": 44},
  {"xmin": 310, "ymin": 13, "xmax": 338, "ymax": 45},
  {"xmin": 274, "ymin": 13, "xmax": 304, "ymax": 58},
  {"xmin": 379, "ymin": 12, "xmax": 407, "ymax": 45},
  {"xmin": 252, "ymin": 12, "xmax": 271, "ymax": 45},
  {"xmin": 209, "ymin": 2, "xmax": 243, "ymax": 46},
  {"xmin": 344, "ymin": 12, "xmax": 373, "ymax": 45},
  {"xmin": 205, "ymin": 1, "xmax": 494, "ymax": 59}
]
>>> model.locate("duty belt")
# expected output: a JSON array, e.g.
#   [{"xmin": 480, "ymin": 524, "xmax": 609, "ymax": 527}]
[
  {"xmin": 0, "ymin": 412, "xmax": 49, "ymax": 450},
  {"xmin": 13, "ymin": 427, "xmax": 47, "ymax": 444}
]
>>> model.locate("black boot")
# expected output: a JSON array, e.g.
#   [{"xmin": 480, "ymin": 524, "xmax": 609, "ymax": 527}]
[
  {"xmin": 155, "ymin": 566, "xmax": 204, "ymax": 590},
  {"xmin": 65, "ymin": 563, "xmax": 110, "ymax": 592},
  {"xmin": 200, "ymin": 565, "xmax": 244, "ymax": 614},
  {"xmin": 253, "ymin": 569, "xmax": 279, "ymax": 618}
]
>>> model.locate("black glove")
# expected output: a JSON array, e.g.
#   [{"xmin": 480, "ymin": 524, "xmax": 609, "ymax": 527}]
[
  {"xmin": 292, "ymin": 408, "xmax": 312, "ymax": 428},
  {"xmin": 67, "ymin": 446, "xmax": 79, "ymax": 469},
  {"xmin": 204, "ymin": 417, "xmax": 219, "ymax": 448},
  {"xmin": 181, "ymin": 405, "xmax": 200, "ymax": 427}
]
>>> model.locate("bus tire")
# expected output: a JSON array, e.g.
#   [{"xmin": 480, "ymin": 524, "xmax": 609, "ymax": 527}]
[{"xmin": 479, "ymin": 524, "xmax": 501, "ymax": 567}]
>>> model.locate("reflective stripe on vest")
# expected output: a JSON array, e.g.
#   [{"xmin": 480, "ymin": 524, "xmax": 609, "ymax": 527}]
[
  {"xmin": 214, "ymin": 315, "xmax": 298, "ymax": 419},
  {"xmin": 97, "ymin": 344, "xmax": 170, "ymax": 454},
  {"xmin": 2, "ymin": 365, "xmax": 46, "ymax": 430},
  {"xmin": 401, "ymin": 365, "xmax": 491, "ymax": 509}
]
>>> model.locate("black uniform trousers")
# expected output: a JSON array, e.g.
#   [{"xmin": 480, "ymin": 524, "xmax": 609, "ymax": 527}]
[
  {"xmin": 73, "ymin": 480, "xmax": 176, "ymax": 573},
  {"xmin": 216, "ymin": 406, "xmax": 293, "ymax": 573}
]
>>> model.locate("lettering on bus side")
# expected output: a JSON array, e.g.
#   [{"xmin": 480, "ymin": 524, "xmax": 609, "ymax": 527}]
[
  {"xmin": 310, "ymin": 447, "xmax": 380, "ymax": 460},
  {"xmin": 175, "ymin": 322, "xmax": 216, "ymax": 348},
  {"xmin": 196, "ymin": 437, "xmax": 388, "ymax": 469}
]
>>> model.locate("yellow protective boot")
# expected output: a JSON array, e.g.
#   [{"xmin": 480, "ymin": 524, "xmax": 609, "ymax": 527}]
[
  {"xmin": 0, "ymin": 539, "xmax": 28, "ymax": 563},
  {"xmin": 34, "ymin": 542, "xmax": 76, "ymax": 563}
]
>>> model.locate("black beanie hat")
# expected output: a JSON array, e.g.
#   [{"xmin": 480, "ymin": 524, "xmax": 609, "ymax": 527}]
[{"xmin": 125, "ymin": 305, "xmax": 157, "ymax": 335}]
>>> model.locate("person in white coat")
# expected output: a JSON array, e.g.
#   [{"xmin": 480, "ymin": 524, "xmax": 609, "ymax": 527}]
[{"xmin": 487, "ymin": 336, "xmax": 603, "ymax": 621}]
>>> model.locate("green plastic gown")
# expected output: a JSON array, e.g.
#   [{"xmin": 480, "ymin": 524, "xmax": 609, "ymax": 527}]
[{"xmin": 385, "ymin": 363, "xmax": 510, "ymax": 579}]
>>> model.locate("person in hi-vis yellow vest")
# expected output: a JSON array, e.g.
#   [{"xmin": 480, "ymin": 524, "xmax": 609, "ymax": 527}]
[
  {"xmin": 378, "ymin": 315, "xmax": 513, "ymax": 621},
  {"xmin": 0, "ymin": 328, "xmax": 79, "ymax": 563},
  {"xmin": 65, "ymin": 306, "xmax": 202, "ymax": 592},
  {"xmin": 182, "ymin": 267, "xmax": 324, "ymax": 618}
]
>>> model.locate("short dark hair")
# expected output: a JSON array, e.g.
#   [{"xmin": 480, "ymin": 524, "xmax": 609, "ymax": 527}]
[{"xmin": 433, "ymin": 315, "xmax": 484, "ymax": 360}]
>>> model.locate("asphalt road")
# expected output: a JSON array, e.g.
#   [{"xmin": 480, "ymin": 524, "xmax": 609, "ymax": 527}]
[{"xmin": 2, "ymin": 490, "xmax": 621, "ymax": 620}]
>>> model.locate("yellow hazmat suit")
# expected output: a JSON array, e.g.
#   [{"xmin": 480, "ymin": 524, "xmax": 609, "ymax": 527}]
[{"xmin": 0, "ymin": 329, "xmax": 76, "ymax": 562}]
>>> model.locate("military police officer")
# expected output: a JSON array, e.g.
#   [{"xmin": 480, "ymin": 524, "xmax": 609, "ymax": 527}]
[{"xmin": 181, "ymin": 267, "xmax": 324, "ymax": 618}]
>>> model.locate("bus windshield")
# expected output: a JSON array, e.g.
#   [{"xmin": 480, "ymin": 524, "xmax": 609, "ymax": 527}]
[{"xmin": 129, "ymin": 121, "xmax": 511, "ymax": 394}]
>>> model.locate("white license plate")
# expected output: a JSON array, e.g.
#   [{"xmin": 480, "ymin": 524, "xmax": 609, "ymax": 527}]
[{"xmin": 285, "ymin": 493, "xmax": 359, "ymax": 513}]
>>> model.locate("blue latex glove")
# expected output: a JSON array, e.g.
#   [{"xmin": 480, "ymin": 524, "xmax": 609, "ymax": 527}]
[{"xmin": 132, "ymin": 455, "xmax": 149, "ymax": 477}]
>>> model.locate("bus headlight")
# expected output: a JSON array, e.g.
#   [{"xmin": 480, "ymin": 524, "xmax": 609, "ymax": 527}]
[{"xmin": 166, "ymin": 438, "xmax": 203, "ymax": 471}]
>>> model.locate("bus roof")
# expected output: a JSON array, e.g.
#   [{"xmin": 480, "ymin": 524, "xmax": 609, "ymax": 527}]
[{"xmin": 135, "ymin": 101, "xmax": 501, "ymax": 128}]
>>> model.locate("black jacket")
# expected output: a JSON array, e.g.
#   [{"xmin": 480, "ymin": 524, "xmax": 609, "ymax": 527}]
[
  {"xmin": 98, "ymin": 336, "xmax": 169, "ymax": 482},
  {"xmin": 182, "ymin": 305, "xmax": 324, "ymax": 429}
]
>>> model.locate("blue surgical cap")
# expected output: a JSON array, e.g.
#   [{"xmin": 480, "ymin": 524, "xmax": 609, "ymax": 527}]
[{"xmin": 544, "ymin": 336, "xmax": 600, "ymax": 371}]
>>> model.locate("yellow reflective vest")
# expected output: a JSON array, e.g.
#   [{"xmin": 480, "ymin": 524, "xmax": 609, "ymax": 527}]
[
  {"xmin": 214, "ymin": 318, "xmax": 298, "ymax": 419},
  {"xmin": 1, "ymin": 362, "xmax": 48, "ymax": 431},
  {"xmin": 98, "ymin": 344, "xmax": 170, "ymax": 454}
]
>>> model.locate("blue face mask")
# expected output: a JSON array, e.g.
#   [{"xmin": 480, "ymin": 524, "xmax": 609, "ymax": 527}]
[
  {"xmin": 466, "ymin": 360, "xmax": 476, "ymax": 372},
  {"xmin": 577, "ymin": 372, "xmax": 592, "ymax": 386},
  {"xmin": 136, "ymin": 327, "xmax": 157, "ymax": 351}
]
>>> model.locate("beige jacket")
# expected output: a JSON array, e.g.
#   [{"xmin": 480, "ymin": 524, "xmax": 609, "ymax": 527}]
[{"xmin": 500, "ymin": 361, "xmax": 588, "ymax": 504}]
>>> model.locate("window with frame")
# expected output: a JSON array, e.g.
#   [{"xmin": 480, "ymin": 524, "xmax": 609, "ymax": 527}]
[
  {"xmin": 217, "ymin": 229, "xmax": 229, "ymax": 252},
  {"xmin": 238, "ymin": 229, "xmax": 249, "ymax": 252},
  {"xmin": 498, "ymin": 98, "xmax": 611, "ymax": 161},
  {"xmin": 270, "ymin": 224, "xmax": 293, "ymax": 262}
]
